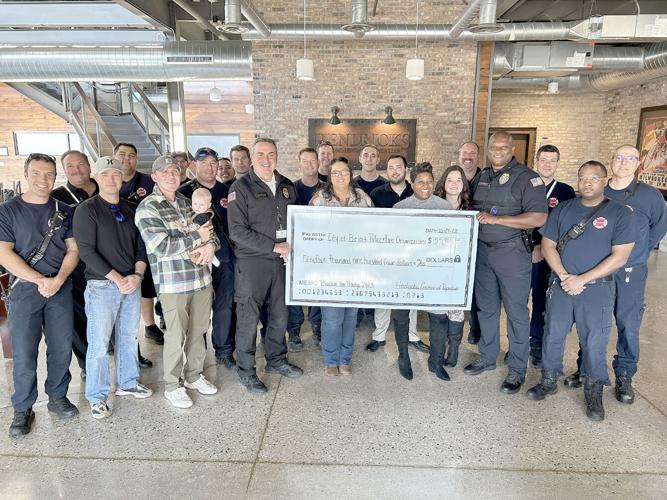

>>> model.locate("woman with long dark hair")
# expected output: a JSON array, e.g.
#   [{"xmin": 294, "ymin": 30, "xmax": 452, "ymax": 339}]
[{"xmin": 310, "ymin": 157, "xmax": 373, "ymax": 376}]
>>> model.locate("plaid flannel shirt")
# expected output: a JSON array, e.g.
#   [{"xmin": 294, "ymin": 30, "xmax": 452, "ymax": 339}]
[{"xmin": 135, "ymin": 185, "xmax": 219, "ymax": 295}]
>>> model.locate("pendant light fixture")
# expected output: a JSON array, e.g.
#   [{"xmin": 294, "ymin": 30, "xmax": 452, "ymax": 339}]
[
  {"xmin": 209, "ymin": 82, "xmax": 222, "ymax": 102},
  {"xmin": 383, "ymin": 106, "xmax": 396, "ymax": 125},
  {"xmin": 296, "ymin": 0, "xmax": 315, "ymax": 80},
  {"xmin": 406, "ymin": 0, "xmax": 424, "ymax": 81}
]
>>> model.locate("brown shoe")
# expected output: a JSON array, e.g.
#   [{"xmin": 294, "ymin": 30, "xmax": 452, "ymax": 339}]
[
  {"xmin": 324, "ymin": 367, "xmax": 339, "ymax": 377},
  {"xmin": 339, "ymin": 364, "xmax": 352, "ymax": 375}
]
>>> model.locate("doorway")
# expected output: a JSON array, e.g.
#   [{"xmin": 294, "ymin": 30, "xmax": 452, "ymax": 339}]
[{"xmin": 488, "ymin": 128, "xmax": 537, "ymax": 168}]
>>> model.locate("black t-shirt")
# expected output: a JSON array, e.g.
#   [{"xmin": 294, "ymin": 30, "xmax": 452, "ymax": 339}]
[
  {"xmin": 318, "ymin": 172, "xmax": 328, "ymax": 183},
  {"xmin": 73, "ymin": 196, "xmax": 147, "ymax": 280},
  {"xmin": 295, "ymin": 179, "xmax": 325, "ymax": 206},
  {"xmin": 540, "ymin": 198, "xmax": 637, "ymax": 275},
  {"xmin": 354, "ymin": 175, "xmax": 387, "ymax": 196},
  {"xmin": 0, "ymin": 196, "xmax": 74, "ymax": 275},
  {"xmin": 370, "ymin": 182, "xmax": 413, "ymax": 208},
  {"xmin": 533, "ymin": 180, "xmax": 576, "ymax": 245},
  {"xmin": 51, "ymin": 180, "xmax": 99, "ymax": 208},
  {"xmin": 120, "ymin": 172, "xmax": 155, "ymax": 205}
]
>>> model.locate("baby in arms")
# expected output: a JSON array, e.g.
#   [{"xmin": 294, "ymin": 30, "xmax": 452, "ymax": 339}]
[{"xmin": 185, "ymin": 187, "xmax": 220, "ymax": 267}]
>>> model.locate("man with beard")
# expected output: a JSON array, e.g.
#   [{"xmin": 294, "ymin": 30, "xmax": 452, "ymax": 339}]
[
  {"xmin": 316, "ymin": 141, "xmax": 335, "ymax": 182},
  {"xmin": 366, "ymin": 155, "xmax": 429, "ymax": 354}
]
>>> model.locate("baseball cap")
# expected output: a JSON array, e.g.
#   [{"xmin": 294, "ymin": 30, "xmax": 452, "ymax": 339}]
[
  {"xmin": 152, "ymin": 155, "xmax": 179, "ymax": 173},
  {"xmin": 194, "ymin": 147, "xmax": 218, "ymax": 161},
  {"xmin": 93, "ymin": 156, "xmax": 122, "ymax": 175}
]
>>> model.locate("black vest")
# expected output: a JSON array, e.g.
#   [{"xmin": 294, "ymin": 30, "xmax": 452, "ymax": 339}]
[{"xmin": 473, "ymin": 159, "xmax": 530, "ymax": 243}]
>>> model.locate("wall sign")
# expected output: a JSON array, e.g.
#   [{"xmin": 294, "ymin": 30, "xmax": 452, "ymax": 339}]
[
  {"xmin": 637, "ymin": 104, "xmax": 667, "ymax": 197},
  {"xmin": 308, "ymin": 118, "xmax": 417, "ymax": 170}
]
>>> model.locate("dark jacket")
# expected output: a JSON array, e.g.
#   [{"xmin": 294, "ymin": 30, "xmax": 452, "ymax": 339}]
[{"xmin": 227, "ymin": 167, "xmax": 298, "ymax": 259}]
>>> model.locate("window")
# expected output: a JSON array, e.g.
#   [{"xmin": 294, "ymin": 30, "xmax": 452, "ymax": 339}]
[
  {"xmin": 13, "ymin": 132, "xmax": 84, "ymax": 156},
  {"xmin": 187, "ymin": 134, "xmax": 240, "ymax": 159}
]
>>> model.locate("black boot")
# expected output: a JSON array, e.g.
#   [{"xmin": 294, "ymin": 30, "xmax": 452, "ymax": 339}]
[
  {"xmin": 584, "ymin": 379, "xmax": 605, "ymax": 422},
  {"xmin": 428, "ymin": 328, "xmax": 450, "ymax": 381},
  {"xmin": 526, "ymin": 371, "xmax": 559, "ymax": 400},
  {"xmin": 394, "ymin": 319, "xmax": 413, "ymax": 380},
  {"xmin": 563, "ymin": 370, "xmax": 583, "ymax": 388},
  {"xmin": 615, "ymin": 373, "xmax": 635, "ymax": 404},
  {"xmin": 138, "ymin": 345, "xmax": 152, "ymax": 369},
  {"xmin": 444, "ymin": 321, "xmax": 463, "ymax": 368}
]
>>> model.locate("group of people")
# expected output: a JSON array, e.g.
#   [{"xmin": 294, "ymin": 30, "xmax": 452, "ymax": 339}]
[{"xmin": 1, "ymin": 129, "xmax": 665, "ymax": 438}]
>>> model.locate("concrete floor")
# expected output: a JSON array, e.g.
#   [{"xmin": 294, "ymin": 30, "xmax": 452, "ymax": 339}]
[{"xmin": 0, "ymin": 254, "xmax": 666, "ymax": 499}]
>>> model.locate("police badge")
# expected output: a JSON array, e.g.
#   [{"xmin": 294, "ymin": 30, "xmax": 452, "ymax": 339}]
[
  {"xmin": 282, "ymin": 187, "xmax": 290, "ymax": 199},
  {"xmin": 499, "ymin": 173, "xmax": 510, "ymax": 185}
]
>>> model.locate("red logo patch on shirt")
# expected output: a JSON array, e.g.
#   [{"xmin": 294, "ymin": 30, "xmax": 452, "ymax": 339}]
[
  {"xmin": 220, "ymin": 198, "xmax": 228, "ymax": 208},
  {"xmin": 548, "ymin": 197, "xmax": 559, "ymax": 208},
  {"xmin": 137, "ymin": 187, "xmax": 147, "ymax": 197},
  {"xmin": 593, "ymin": 217, "xmax": 608, "ymax": 229}
]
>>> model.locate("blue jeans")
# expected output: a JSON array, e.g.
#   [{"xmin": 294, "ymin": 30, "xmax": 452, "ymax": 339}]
[
  {"xmin": 321, "ymin": 306, "xmax": 358, "ymax": 367},
  {"xmin": 84, "ymin": 280, "xmax": 141, "ymax": 403}
]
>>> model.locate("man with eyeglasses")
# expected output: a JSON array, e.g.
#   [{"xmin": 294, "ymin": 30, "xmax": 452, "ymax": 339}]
[
  {"xmin": 51, "ymin": 150, "xmax": 100, "ymax": 379},
  {"xmin": 72, "ymin": 157, "xmax": 153, "ymax": 420},
  {"xmin": 527, "ymin": 161, "xmax": 636, "ymax": 422},
  {"xmin": 135, "ymin": 156, "xmax": 219, "ymax": 409},
  {"xmin": 179, "ymin": 147, "xmax": 236, "ymax": 370},
  {"xmin": 228, "ymin": 138, "xmax": 303, "ymax": 395},
  {"xmin": 528, "ymin": 145, "xmax": 576, "ymax": 368},
  {"xmin": 316, "ymin": 141, "xmax": 335, "ymax": 182},
  {"xmin": 114, "ymin": 142, "xmax": 162, "ymax": 360},
  {"xmin": 563, "ymin": 145, "xmax": 667, "ymax": 404},
  {"xmin": 464, "ymin": 131, "xmax": 548, "ymax": 395},
  {"xmin": 0, "ymin": 153, "xmax": 80, "ymax": 437}
]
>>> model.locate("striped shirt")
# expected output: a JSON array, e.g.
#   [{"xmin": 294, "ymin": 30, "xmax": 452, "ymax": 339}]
[{"xmin": 135, "ymin": 185, "xmax": 218, "ymax": 295}]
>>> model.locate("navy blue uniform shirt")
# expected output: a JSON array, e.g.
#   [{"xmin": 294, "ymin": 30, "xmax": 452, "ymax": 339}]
[
  {"xmin": 354, "ymin": 175, "xmax": 387, "ymax": 196},
  {"xmin": 605, "ymin": 180, "xmax": 667, "ymax": 267},
  {"xmin": 369, "ymin": 182, "xmax": 413, "ymax": 208},
  {"xmin": 540, "ymin": 197, "xmax": 637, "ymax": 275},
  {"xmin": 178, "ymin": 179, "xmax": 234, "ymax": 262},
  {"xmin": 533, "ymin": 179, "xmax": 576, "ymax": 246},
  {"xmin": 120, "ymin": 171, "xmax": 155, "ymax": 205},
  {"xmin": 295, "ymin": 179, "xmax": 325, "ymax": 206},
  {"xmin": 0, "ymin": 196, "xmax": 74, "ymax": 275}
]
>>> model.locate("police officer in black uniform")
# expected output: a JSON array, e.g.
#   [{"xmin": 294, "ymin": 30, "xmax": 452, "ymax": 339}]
[
  {"xmin": 464, "ymin": 131, "xmax": 547, "ymax": 394},
  {"xmin": 526, "ymin": 160, "xmax": 636, "ymax": 421},
  {"xmin": 528, "ymin": 145, "xmax": 575, "ymax": 367},
  {"xmin": 228, "ymin": 138, "xmax": 303, "ymax": 395},
  {"xmin": 178, "ymin": 147, "xmax": 236, "ymax": 370},
  {"xmin": 563, "ymin": 145, "xmax": 667, "ymax": 403}
]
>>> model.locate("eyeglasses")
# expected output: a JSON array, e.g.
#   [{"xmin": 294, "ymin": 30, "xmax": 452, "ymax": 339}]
[
  {"xmin": 109, "ymin": 204, "xmax": 126, "ymax": 222},
  {"xmin": 613, "ymin": 154, "xmax": 639, "ymax": 163},
  {"xmin": 330, "ymin": 170, "xmax": 350, "ymax": 177},
  {"xmin": 578, "ymin": 176, "xmax": 604, "ymax": 183},
  {"xmin": 194, "ymin": 148, "xmax": 219, "ymax": 161},
  {"xmin": 26, "ymin": 153, "xmax": 56, "ymax": 164}
]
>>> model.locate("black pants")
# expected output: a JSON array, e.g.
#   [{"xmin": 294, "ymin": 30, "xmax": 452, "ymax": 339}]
[
  {"xmin": 211, "ymin": 258, "xmax": 236, "ymax": 359},
  {"xmin": 8, "ymin": 279, "xmax": 74, "ymax": 411},
  {"xmin": 70, "ymin": 264, "xmax": 88, "ymax": 370},
  {"xmin": 474, "ymin": 240, "xmax": 532, "ymax": 378},
  {"xmin": 234, "ymin": 257, "xmax": 288, "ymax": 377}
]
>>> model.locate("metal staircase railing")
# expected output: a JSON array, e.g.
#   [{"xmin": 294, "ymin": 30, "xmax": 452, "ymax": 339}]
[{"xmin": 120, "ymin": 83, "xmax": 170, "ymax": 155}]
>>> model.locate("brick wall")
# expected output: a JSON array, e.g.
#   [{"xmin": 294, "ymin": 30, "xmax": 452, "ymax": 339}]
[
  {"xmin": 489, "ymin": 91, "xmax": 606, "ymax": 187},
  {"xmin": 251, "ymin": 1, "xmax": 479, "ymax": 179},
  {"xmin": 599, "ymin": 78, "xmax": 667, "ymax": 162}
]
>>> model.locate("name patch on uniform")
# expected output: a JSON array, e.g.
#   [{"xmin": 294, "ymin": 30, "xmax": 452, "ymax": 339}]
[
  {"xmin": 530, "ymin": 177, "xmax": 544, "ymax": 187},
  {"xmin": 282, "ymin": 187, "xmax": 290, "ymax": 199},
  {"xmin": 499, "ymin": 173, "xmax": 510, "ymax": 185},
  {"xmin": 593, "ymin": 217, "xmax": 608, "ymax": 229},
  {"xmin": 228, "ymin": 192, "xmax": 236, "ymax": 202},
  {"xmin": 548, "ymin": 197, "xmax": 559, "ymax": 208}
]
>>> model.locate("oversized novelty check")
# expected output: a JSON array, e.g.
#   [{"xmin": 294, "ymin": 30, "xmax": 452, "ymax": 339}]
[{"xmin": 285, "ymin": 206, "xmax": 479, "ymax": 311}]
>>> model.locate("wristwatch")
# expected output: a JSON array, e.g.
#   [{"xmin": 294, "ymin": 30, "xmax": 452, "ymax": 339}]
[{"xmin": 132, "ymin": 272, "xmax": 144, "ymax": 280}]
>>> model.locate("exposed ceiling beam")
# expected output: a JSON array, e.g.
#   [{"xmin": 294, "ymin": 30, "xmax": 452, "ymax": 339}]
[{"xmin": 172, "ymin": 0, "xmax": 229, "ymax": 41}]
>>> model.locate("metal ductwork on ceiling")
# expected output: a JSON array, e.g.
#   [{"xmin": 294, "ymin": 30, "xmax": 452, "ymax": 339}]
[
  {"xmin": 342, "ymin": 0, "xmax": 374, "ymax": 37},
  {"xmin": 493, "ymin": 42, "xmax": 667, "ymax": 92},
  {"xmin": 240, "ymin": 0, "xmax": 271, "ymax": 38},
  {"xmin": 0, "ymin": 41, "xmax": 252, "ymax": 82},
  {"xmin": 220, "ymin": 0, "xmax": 247, "ymax": 34},
  {"xmin": 172, "ymin": 0, "xmax": 229, "ymax": 41}
]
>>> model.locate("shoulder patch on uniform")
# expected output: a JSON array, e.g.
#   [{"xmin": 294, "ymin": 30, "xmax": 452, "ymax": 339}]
[
  {"xmin": 228, "ymin": 192, "xmax": 236, "ymax": 202},
  {"xmin": 530, "ymin": 177, "xmax": 544, "ymax": 187}
]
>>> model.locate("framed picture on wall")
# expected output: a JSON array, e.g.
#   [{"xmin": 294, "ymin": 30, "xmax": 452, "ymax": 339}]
[{"xmin": 636, "ymin": 105, "xmax": 667, "ymax": 196}]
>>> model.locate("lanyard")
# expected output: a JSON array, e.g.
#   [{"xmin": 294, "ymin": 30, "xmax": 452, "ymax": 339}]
[
  {"xmin": 545, "ymin": 180, "xmax": 557, "ymax": 199},
  {"xmin": 63, "ymin": 184, "xmax": 80, "ymax": 204}
]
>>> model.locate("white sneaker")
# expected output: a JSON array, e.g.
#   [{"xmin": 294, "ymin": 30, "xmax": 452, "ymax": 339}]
[
  {"xmin": 115, "ymin": 383, "xmax": 153, "ymax": 399},
  {"xmin": 90, "ymin": 400, "xmax": 112, "ymax": 420},
  {"xmin": 164, "ymin": 387, "xmax": 193, "ymax": 408},
  {"xmin": 184, "ymin": 374, "xmax": 218, "ymax": 395}
]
